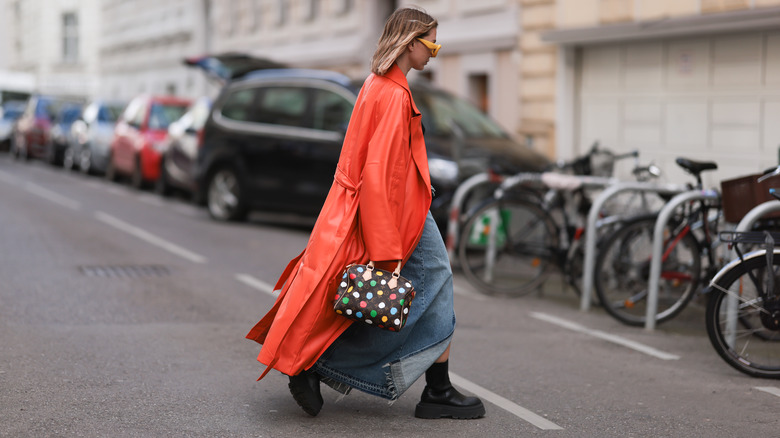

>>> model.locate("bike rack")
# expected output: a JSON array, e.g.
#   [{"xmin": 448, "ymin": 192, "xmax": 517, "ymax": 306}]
[
  {"xmin": 472, "ymin": 172, "xmax": 616, "ymax": 292},
  {"xmin": 581, "ymin": 182, "xmax": 687, "ymax": 312},
  {"xmin": 445, "ymin": 172, "xmax": 493, "ymax": 264},
  {"xmin": 645, "ymin": 190, "xmax": 720, "ymax": 330}
]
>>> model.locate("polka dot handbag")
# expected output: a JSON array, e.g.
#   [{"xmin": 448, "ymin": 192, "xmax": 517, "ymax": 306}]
[{"xmin": 333, "ymin": 261, "xmax": 416, "ymax": 331}]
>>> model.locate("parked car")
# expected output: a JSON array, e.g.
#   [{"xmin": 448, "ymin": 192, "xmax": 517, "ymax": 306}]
[
  {"xmin": 155, "ymin": 96, "xmax": 211, "ymax": 197},
  {"xmin": 48, "ymin": 101, "xmax": 84, "ymax": 165},
  {"xmin": 0, "ymin": 100, "xmax": 26, "ymax": 151},
  {"xmin": 106, "ymin": 95, "xmax": 191, "ymax": 189},
  {"xmin": 64, "ymin": 99, "xmax": 126, "ymax": 174},
  {"xmin": 11, "ymin": 95, "xmax": 83, "ymax": 161},
  {"xmin": 191, "ymin": 65, "xmax": 550, "ymax": 232}
]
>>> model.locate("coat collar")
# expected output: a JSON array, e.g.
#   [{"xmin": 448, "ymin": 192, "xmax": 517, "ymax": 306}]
[{"xmin": 383, "ymin": 64, "xmax": 420, "ymax": 116}]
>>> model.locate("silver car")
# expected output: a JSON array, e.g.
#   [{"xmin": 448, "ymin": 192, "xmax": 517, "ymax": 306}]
[
  {"xmin": 0, "ymin": 100, "xmax": 26, "ymax": 151},
  {"xmin": 64, "ymin": 100, "xmax": 126, "ymax": 174}
]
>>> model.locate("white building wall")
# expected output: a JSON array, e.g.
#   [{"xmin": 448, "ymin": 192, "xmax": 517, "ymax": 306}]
[{"xmin": 4, "ymin": 0, "xmax": 101, "ymax": 98}]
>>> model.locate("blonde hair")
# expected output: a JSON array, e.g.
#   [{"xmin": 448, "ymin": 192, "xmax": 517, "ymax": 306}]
[{"xmin": 370, "ymin": 7, "xmax": 438, "ymax": 76}]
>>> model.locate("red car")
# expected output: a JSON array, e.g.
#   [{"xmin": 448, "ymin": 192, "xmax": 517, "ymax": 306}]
[{"xmin": 106, "ymin": 95, "xmax": 191, "ymax": 188}]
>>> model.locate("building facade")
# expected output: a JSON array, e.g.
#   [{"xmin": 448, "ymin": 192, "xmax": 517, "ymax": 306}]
[
  {"xmin": 3, "ymin": 0, "xmax": 102, "ymax": 98},
  {"xmin": 541, "ymin": 0, "xmax": 780, "ymax": 186}
]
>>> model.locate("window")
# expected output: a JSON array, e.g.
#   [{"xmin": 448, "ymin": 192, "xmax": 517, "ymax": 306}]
[
  {"xmin": 62, "ymin": 12, "xmax": 79, "ymax": 64},
  {"xmin": 333, "ymin": 0, "xmax": 353, "ymax": 15},
  {"xmin": 221, "ymin": 89, "xmax": 257, "ymax": 122},
  {"xmin": 148, "ymin": 103, "xmax": 188, "ymax": 130},
  {"xmin": 276, "ymin": 0, "xmax": 288, "ymax": 26},
  {"xmin": 312, "ymin": 89, "xmax": 352, "ymax": 132},
  {"xmin": 255, "ymin": 87, "xmax": 309, "ymax": 128},
  {"xmin": 305, "ymin": 0, "xmax": 320, "ymax": 21}
]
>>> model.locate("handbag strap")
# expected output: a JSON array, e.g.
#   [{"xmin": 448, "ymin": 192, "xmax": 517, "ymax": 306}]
[{"xmin": 364, "ymin": 260, "xmax": 402, "ymax": 289}]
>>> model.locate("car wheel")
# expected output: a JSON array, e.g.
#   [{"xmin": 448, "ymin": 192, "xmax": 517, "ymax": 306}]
[
  {"xmin": 62, "ymin": 147, "xmax": 76, "ymax": 171},
  {"xmin": 155, "ymin": 158, "xmax": 173, "ymax": 197},
  {"xmin": 46, "ymin": 141, "xmax": 59, "ymax": 166},
  {"xmin": 207, "ymin": 166, "xmax": 248, "ymax": 221},
  {"xmin": 131, "ymin": 156, "xmax": 145, "ymax": 190},
  {"xmin": 79, "ymin": 148, "xmax": 93, "ymax": 175},
  {"xmin": 105, "ymin": 153, "xmax": 119, "ymax": 182}
]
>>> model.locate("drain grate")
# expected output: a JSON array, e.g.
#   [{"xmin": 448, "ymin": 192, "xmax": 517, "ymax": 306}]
[{"xmin": 79, "ymin": 265, "xmax": 170, "ymax": 278}]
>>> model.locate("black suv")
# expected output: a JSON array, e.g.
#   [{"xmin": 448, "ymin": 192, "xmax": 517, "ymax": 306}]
[{"xmin": 194, "ymin": 65, "xmax": 549, "ymax": 233}]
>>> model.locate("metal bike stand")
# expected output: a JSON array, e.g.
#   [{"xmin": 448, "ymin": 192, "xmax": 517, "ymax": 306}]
[
  {"xmin": 581, "ymin": 182, "xmax": 686, "ymax": 312},
  {"xmin": 445, "ymin": 172, "xmax": 492, "ymax": 263},
  {"xmin": 481, "ymin": 172, "xmax": 616, "ymax": 294},
  {"xmin": 721, "ymin": 200, "xmax": 780, "ymax": 345},
  {"xmin": 645, "ymin": 190, "xmax": 720, "ymax": 330}
]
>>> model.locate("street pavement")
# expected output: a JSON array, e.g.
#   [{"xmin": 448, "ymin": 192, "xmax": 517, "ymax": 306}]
[{"xmin": 0, "ymin": 155, "xmax": 777, "ymax": 437}]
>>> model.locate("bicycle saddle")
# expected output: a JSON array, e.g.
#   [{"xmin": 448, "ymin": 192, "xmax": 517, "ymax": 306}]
[{"xmin": 675, "ymin": 158, "xmax": 718, "ymax": 175}]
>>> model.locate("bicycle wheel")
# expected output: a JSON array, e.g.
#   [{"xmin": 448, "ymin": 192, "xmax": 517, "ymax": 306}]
[
  {"xmin": 457, "ymin": 198, "xmax": 558, "ymax": 296},
  {"xmin": 706, "ymin": 253, "xmax": 780, "ymax": 378},
  {"xmin": 594, "ymin": 215, "xmax": 701, "ymax": 326}
]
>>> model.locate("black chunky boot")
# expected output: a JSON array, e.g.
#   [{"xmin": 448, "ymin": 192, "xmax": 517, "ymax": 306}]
[
  {"xmin": 288, "ymin": 369, "xmax": 323, "ymax": 416},
  {"xmin": 414, "ymin": 361, "xmax": 485, "ymax": 419}
]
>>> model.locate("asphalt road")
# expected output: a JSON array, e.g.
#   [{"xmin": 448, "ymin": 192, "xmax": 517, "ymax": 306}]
[{"xmin": 0, "ymin": 154, "xmax": 777, "ymax": 438}]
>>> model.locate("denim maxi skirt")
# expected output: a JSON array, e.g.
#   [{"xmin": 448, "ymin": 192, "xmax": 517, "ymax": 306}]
[{"xmin": 313, "ymin": 212, "xmax": 456, "ymax": 400}]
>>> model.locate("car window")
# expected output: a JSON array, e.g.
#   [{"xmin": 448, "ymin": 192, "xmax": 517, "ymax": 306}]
[
  {"xmin": 35, "ymin": 98, "xmax": 54, "ymax": 120},
  {"xmin": 148, "ymin": 103, "xmax": 188, "ymax": 130},
  {"xmin": 412, "ymin": 89, "xmax": 508, "ymax": 139},
  {"xmin": 2, "ymin": 106, "xmax": 23, "ymax": 120},
  {"xmin": 255, "ymin": 87, "xmax": 309, "ymax": 128},
  {"xmin": 59, "ymin": 105, "xmax": 82, "ymax": 124},
  {"xmin": 312, "ymin": 89, "xmax": 352, "ymax": 132},
  {"xmin": 99, "ymin": 105, "xmax": 123, "ymax": 123},
  {"xmin": 221, "ymin": 88, "xmax": 257, "ymax": 122}
]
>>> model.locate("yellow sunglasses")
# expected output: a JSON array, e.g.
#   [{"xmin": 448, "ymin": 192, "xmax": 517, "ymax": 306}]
[{"xmin": 416, "ymin": 38, "xmax": 441, "ymax": 57}]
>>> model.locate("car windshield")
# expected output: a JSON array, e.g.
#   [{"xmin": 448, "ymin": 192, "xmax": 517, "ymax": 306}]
[
  {"xmin": 99, "ymin": 104, "xmax": 124, "ymax": 123},
  {"xmin": 59, "ymin": 105, "xmax": 82, "ymax": 124},
  {"xmin": 148, "ymin": 103, "xmax": 188, "ymax": 130},
  {"xmin": 2, "ymin": 106, "xmax": 23, "ymax": 120},
  {"xmin": 412, "ymin": 88, "xmax": 509, "ymax": 139}
]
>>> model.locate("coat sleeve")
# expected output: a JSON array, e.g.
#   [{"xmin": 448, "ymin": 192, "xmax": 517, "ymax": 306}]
[{"xmin": 358, "ymin": 90, "xmax": 412, "ymax": 262}]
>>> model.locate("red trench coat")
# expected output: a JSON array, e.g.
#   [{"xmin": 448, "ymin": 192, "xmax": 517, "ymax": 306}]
[{"xmin": 246, "ymin": 64, "xmax": 433, "ymax": 379}]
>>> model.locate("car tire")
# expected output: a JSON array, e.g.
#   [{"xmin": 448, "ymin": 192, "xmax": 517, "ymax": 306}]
[
  {"xmin": 46, "ymin": 140, "xmax": 59, "ymax": 166},
  {"xmin": 155, "ymin": 158, "xmax": 173, "ymax": 197},
  {"xmin": 131, "ymin": 156, "xmax": 145, "ymax": 190},
  {"xmin": 62, "ymin": 147, "xmax": 76, "ymax": 171},
  {"xmin": 207, "ymin": 166, "xmax": 248, "ymax": 221},
  {"xmin": 105, "ymin": 153, "xmax": 119, "ymax": 182},
  {"xmin": 79, "ymin": 148, "xmax": 93, "ymax": 175}
]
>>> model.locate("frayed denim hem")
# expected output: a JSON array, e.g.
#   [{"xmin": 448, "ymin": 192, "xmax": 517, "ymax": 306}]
[{"xmin": 313, "ymin": 333, "xmax": 453, "ymax": 401}]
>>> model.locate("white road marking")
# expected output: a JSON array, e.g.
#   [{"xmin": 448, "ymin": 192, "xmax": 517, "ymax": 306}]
[
  {"xmin": 24, "ymin": 182, "xmax": 81, "ymax": 210},
  {"xmin": 450, "ymin": 373, "xmax": 563, "ymax": 430},
  {"xmin": 235, "ymin": 274, "xmax": 278, "ymax": 297},
  {"xmin": 530, "ymin": 312, "xmax": 681, "ymax": 361},
  {"xmin": 756, "ymin": 387, "xmax": 780, "ymax": 398},
  {"xmin": 95, "ymin": 211, "xmax": 207, "ymax": 264}
]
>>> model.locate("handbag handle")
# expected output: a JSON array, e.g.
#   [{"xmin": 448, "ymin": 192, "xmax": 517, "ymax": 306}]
[{"xmin": 364, "ymin": 260, "xmax": 402, "ymax": 289}]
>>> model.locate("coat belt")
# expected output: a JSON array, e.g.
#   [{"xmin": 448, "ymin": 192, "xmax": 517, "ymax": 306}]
[{"xmin": 334, "ymin": 167, "xmax": 361, "ymax": 196}]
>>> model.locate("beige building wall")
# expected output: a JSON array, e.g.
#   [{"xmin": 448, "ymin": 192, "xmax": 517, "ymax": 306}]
[{"xmin": 540, "ymin": 0, "xmax": 780, "ymax": 160}]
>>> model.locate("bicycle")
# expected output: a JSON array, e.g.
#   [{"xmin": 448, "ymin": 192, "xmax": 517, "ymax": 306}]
[
  {"xmin": 593, "ymin": 158, "xmax": 721, "ymax": 326},
  {"xmin": 704, "ymin": 167, "xmax": 780, "ymax": 378},
  {"xmin": 705, "ymin": 226, "xmax": 780, "ymax": 378},
  {"xmin": 456, "ymin": 146, "xmax": 655, "ymax": 297}
]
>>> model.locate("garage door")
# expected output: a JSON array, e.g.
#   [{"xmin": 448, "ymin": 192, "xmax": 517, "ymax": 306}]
[{"xmin": 577, "ymin": 30, "xmax": 780, "ymax": 189}]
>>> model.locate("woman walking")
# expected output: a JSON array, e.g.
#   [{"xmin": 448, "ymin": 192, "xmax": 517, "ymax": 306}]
[{"xmin": 246, "ymin": 7, "xmax": 485, "ymax": 420}]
